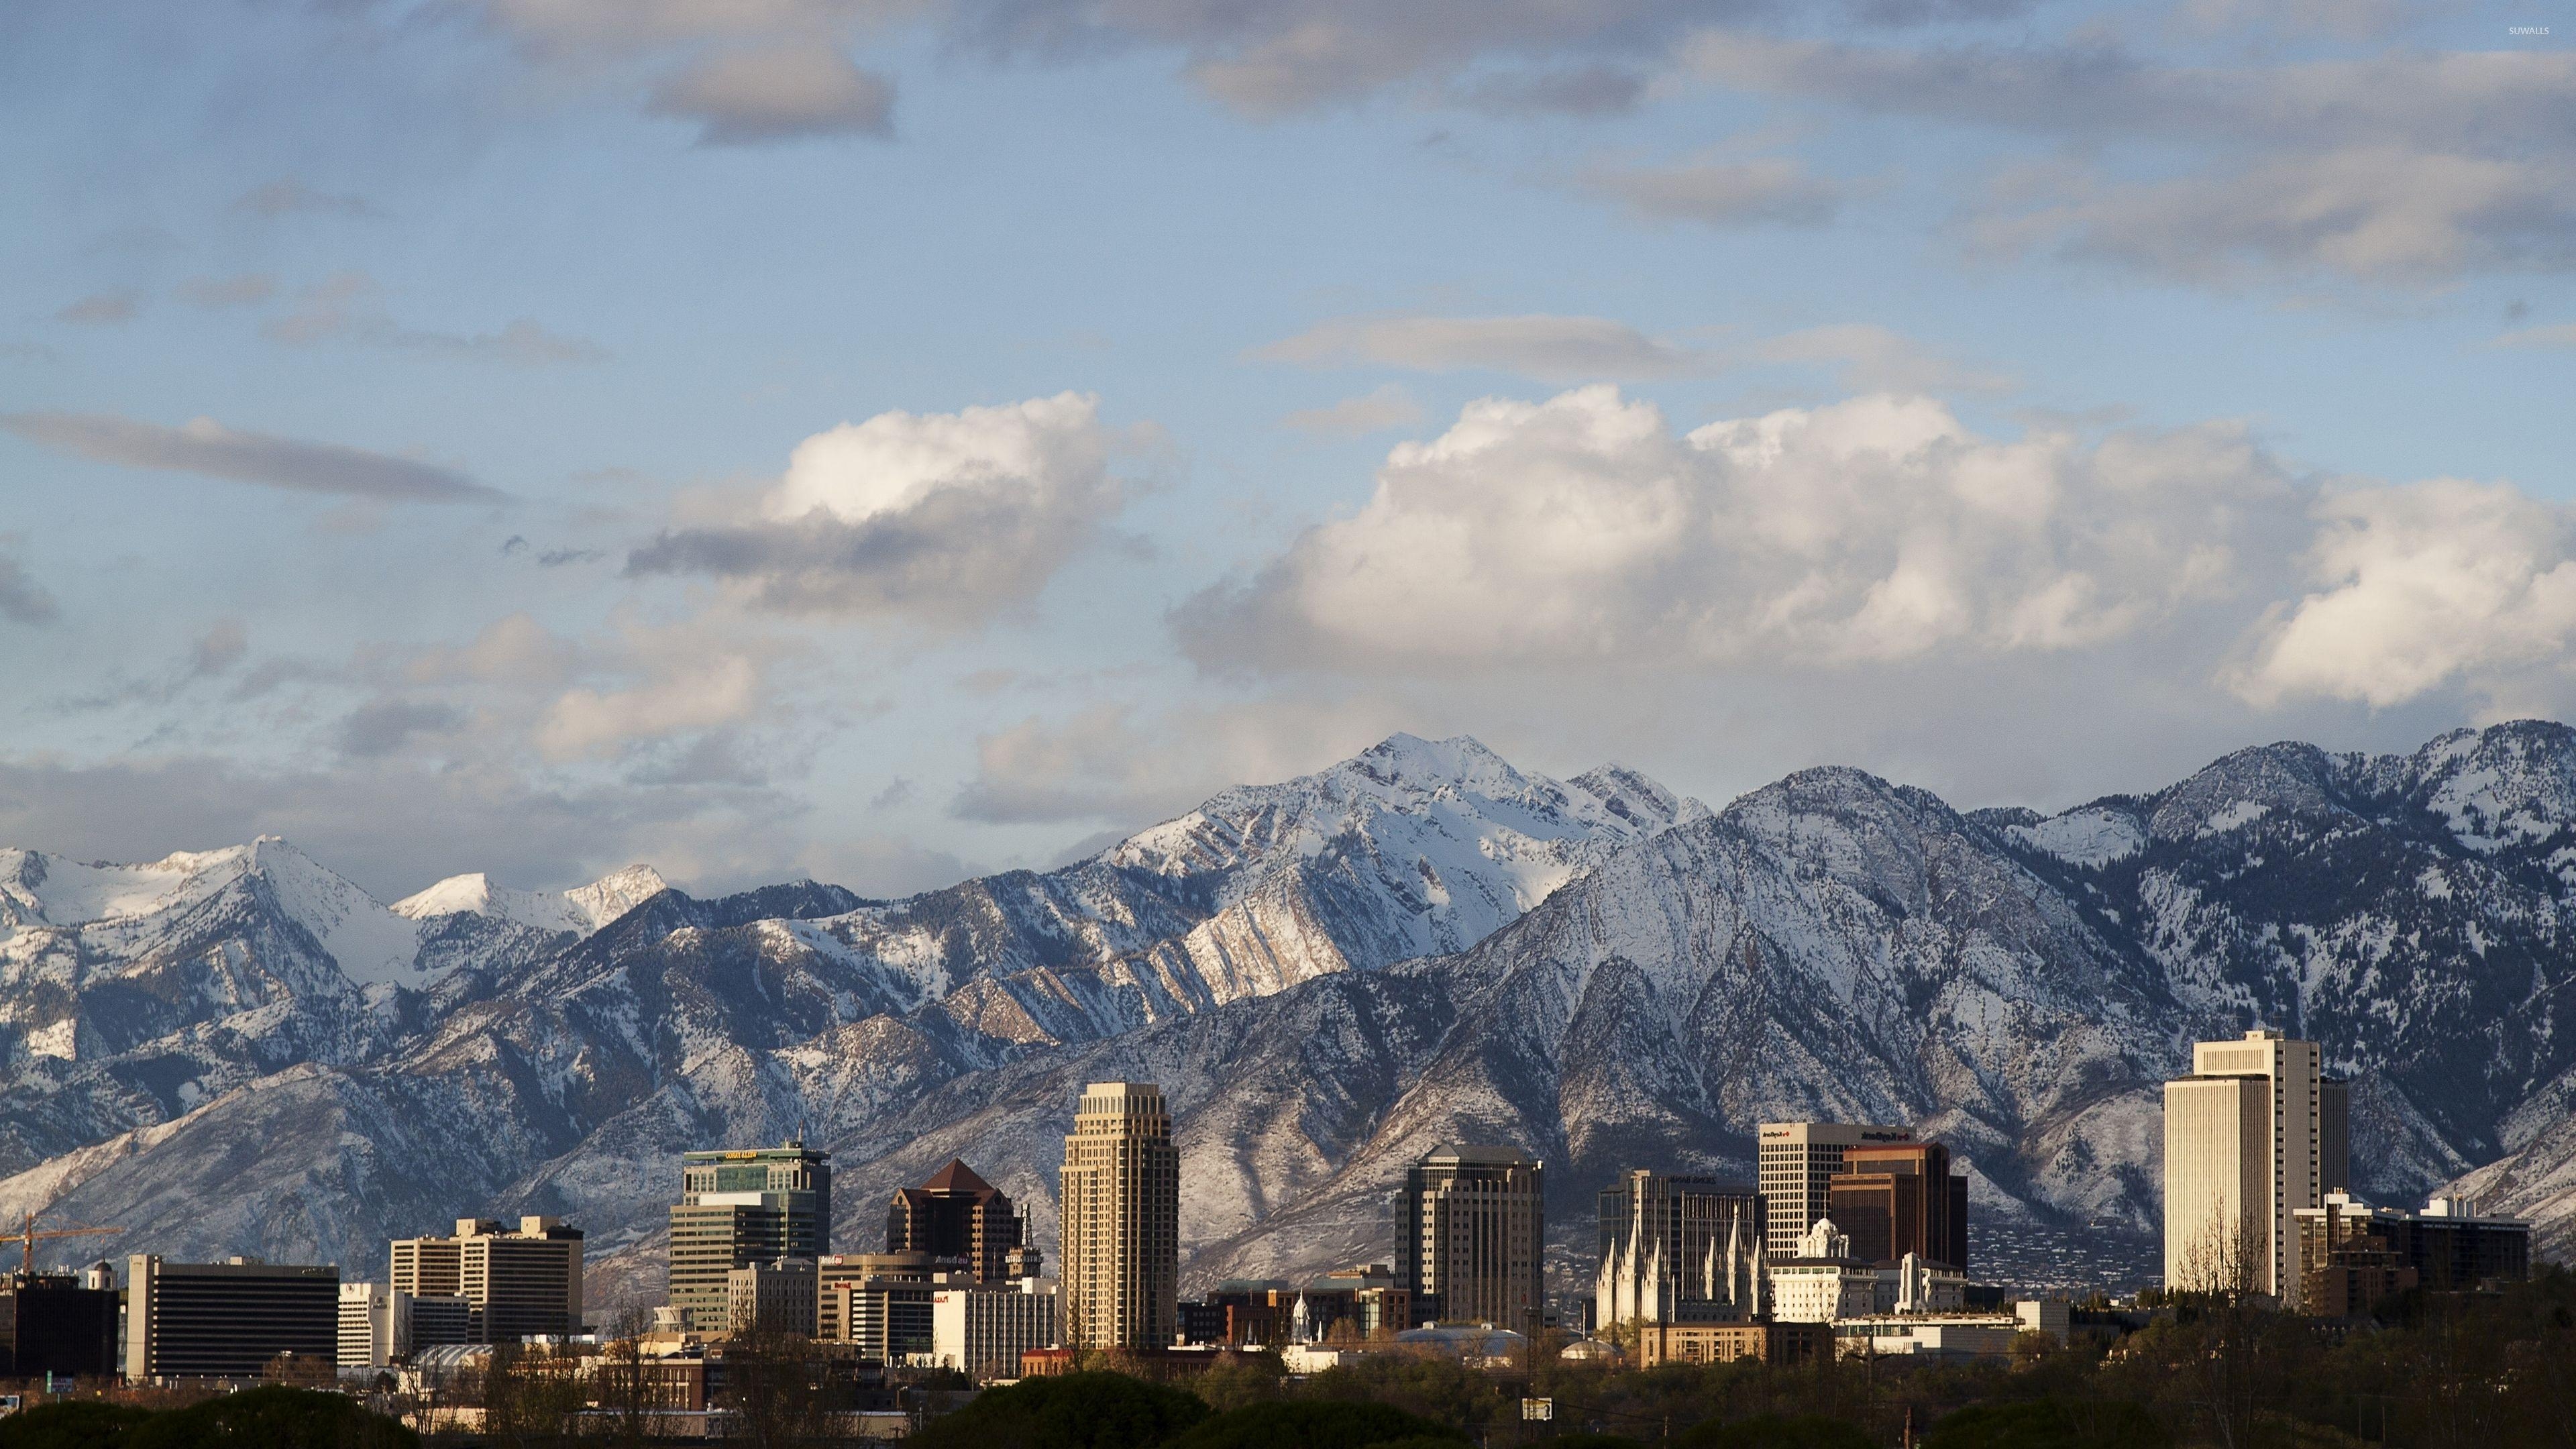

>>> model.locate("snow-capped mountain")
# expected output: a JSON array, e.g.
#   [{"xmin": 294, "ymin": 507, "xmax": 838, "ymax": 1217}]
[
  {"xmin": 394, "ymin": 865, "xmax": 670, "ymax": 938},
  {"xmin": 0, "ymin": 726, "xmax": 2569, "ymax": 1304}
]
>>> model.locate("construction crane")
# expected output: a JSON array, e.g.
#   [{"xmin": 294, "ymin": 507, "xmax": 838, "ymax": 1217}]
[{"xmin": 10, "ymin": 1211, "xmax": 120, "ymax": 1276}]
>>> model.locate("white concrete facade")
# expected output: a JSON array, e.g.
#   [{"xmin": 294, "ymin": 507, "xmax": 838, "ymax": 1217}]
[{"xmin": 2163, "ymin": 1030, "xmax": 2324, "ymax": 1306}]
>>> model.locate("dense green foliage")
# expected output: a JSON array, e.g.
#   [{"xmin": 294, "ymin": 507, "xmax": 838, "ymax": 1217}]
[
  {"xmin": 0, "ymin": 1401, "xmax": 152, "ymax": 1449},
  {"xmin": 0, "ymin": 1389, "xmax": 411, "ymax": 1449},
  {"xmin": 1169, "ymin": 1399, "xmax": 1464, "ymax": 1449},
  {"xmin": 911, "ymin": 1371, "xmax": 1212, "ymax": 1449},
  {"xmin": 1924, "ymin": 1399, "xmax": 2167, "ymax": 1449},
  {"xmin": 125, "ymin": 1387, "xmax": 417, "ymax": 1449},
  {"xmin": 1673, "ymin": 1413, "xmax": 1872, "ymax": 1449}
]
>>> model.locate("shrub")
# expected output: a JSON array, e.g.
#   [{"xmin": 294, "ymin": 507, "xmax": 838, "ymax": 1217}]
[
  {"xmin": 1924, "ymin": 1399, "xmax": 2168, "ymax": 1449},
  {"xmin": 123, "ymin": 1387, "xmax": 417, "ymax": 1449}
]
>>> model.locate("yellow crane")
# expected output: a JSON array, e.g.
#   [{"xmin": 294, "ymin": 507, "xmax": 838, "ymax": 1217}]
[{"xmin": 10, "ymin": 1210, "xmax": 121, "ymax": 1275}]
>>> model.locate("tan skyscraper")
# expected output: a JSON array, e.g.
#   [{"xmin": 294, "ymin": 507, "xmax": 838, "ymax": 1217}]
[
  {"xmin": 2163, "ymin": 1029, "xmax": 2349, "ymax": 1307},
  {"xmin": 1059, "ymin": 1081, "xmax": 1179, "ymax": 1350}
]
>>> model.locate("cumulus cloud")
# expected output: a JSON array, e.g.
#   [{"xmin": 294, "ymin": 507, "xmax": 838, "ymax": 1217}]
[
  {"xmin": 264, "ymin": 274, "xmax": 606, "ymax": 364},
  {"xmin": 1178, "ymin": 385, "xmax": 2304, "ymax": 674},
  {"xmin": 0, "ymin": 411, "xmax": 498, "ymax": 504},
  {"xmin": 648, "ymin": 46, "xmax": 896, "ymax": 143},
  {"xmin": 1577, "ymin": 156, "xmax": 1844, "ymax": 228},
  {"xmin": 1257, "ymin": 315, "xmax": 1701, "ymax": 382},
  {"xmin": 626, "ymin": 392, "xmax": 1126, "ymax": 625},
  {"xmin": 1283, "ymin": 384, "xmax": 1425, "ymax": 437},
  {"xmin": 2235, "ymin": 481, "xmax": 2576, "ymax": 710}
]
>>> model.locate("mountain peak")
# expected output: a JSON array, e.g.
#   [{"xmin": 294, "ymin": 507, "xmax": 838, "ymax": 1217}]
[{"xmin": 394, "ymin": 864, "xmax": 669, "ymax": 934}]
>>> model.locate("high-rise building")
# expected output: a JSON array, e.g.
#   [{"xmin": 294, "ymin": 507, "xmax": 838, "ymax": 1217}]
[
  {"xmin": 888, "ymin": 1159, "xmax": 1031, "ymax": 1283},
  {"xmin": 668, "ymin": 1142, "xmax": 831, "ymax": 1333},
  {"xmin": 2163, "ymin": 1030, "xmax": 2350, "ymax": 1307},
  {"xmin": 338, "ymin": 1283, "xmax": 474, "ymax": 1368},
  {"xmin": 125, "ymin": 1256, "xmax": 339, "ymax": 1381},
  {"xmin": 0, "ymin": 1270, "xmax": 119, "ymax": 1379},
  {"xmin": 1403, "ymin": 1144, "xmax": 1544, "ymax": 1330},
  {"xmin": 1594, "ymin": 1171, "xmax": 1765, "ymax": 1330},
  {"xmin": 1826, "ymin": 1142, "xmax": 1969, "ymax": 1269},
  {"xmin": 1059, "ymin": 1081, "xmax": 1180, "ymax": 1350},
  {"xmin": 1757, "ymin": 1122, "xmax": 1913, "ymax": 1260},
  {"xmin": 389, "ymin": 1216, "xmax": 584, "ymax": 1343}
]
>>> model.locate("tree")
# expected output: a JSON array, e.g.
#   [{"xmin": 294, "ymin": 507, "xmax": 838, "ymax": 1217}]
[
  {"xmin": 1923, "ymin": 1399, "xmax": 2168, "ymax": 1449},
  {"xmin": 912, "ymin": 1370, "xmax": 1212, "ymax": 1449},
  {"xmin": 125, "ymin": 1386, "xmax": 417, "ymax": 1449},
  {"xmin": 1672, "ymin": 1414, "xmax": 1870, "ymax": 1449},
  {"xmin": 484, "ymin": 1341, "xmax": 588, "ymax": 1447},
  {"xmin": 0, "ymin": 1401, "xmax": 153, "ymax": 1449},
  {"xmin": 718, "ymin": 1331, "xmax": 828, "ymax": 1448},
  {"xmin": 1165, "ymin": 1399, "xmax": 1466, "ymax": 1449}
]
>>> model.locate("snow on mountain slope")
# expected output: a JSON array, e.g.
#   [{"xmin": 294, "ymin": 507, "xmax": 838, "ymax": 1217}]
[
  {"xmin": 6, "ymin": 726, "xmax": 2576, "ymax": 1300},
  {"xmin": 395, "ymin": 865, "xmax": 670, "ymax": 936}
]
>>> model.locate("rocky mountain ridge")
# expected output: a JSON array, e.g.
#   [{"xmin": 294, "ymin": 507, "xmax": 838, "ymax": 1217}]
[{"xmin": 0, "ymin": 725, "xmax": 2568, "ymax": 1305}]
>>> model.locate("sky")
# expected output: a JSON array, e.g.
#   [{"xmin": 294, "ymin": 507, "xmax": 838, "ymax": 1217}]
[{"xmin": 2, "ymin": 0, "xmax": 2572, "ymax": 902}]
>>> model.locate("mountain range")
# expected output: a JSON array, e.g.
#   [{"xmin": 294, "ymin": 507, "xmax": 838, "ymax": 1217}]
[{"xmin": 0, "ymin": 725, "xmax": 2569, "ymax": 1310}]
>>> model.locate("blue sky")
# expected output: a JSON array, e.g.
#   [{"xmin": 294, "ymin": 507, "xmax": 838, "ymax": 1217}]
[{"xmin": 3, "ymin": 0, "xmax": 2571, "ymax": 899}]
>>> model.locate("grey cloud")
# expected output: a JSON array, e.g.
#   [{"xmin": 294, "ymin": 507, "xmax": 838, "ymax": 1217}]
[
  {"xmin": 2493, "ymin": 322, "xmax": 2576, "ymax": 349},
  {"xmin": 265, "ymin": 274, "xmax": 606, "ymax": 365},
  {"xmin": 1754, "ymin": 324, "xmax": 2014, "ymax": 395},
  {"xmin": 538, "ymin": 547, "xmax": 606, "ymax": 567},
  {"xmin": 0, "ymin": 411, "xmax": 500, "ymax": 504},
  {"xmin": 1257, "ymin": 313, "xmax": 1701, "ymax": 382},
  {"xmin": 235, "ymin": 180, "xmax": 384, "ymax": 219},
  {"xmin": 0, "ymin": 553, "xmax": 58, "ymax": 626},
  {"xmin": 190, "ymin": 620, "xmax": 248, "ymax": 679},
  {"xmin": 54, "ymin": 292, "xmax": 140, "ymax": 325},
  {"xmin": 627, "ymin": 484, "xmax": 1107, "ymax": 622},
  {"xmin": 174, "ymin": 274, "xmax": 279, "ymax": 309},
  {"xmin": 57, "ymin": 621, "xmax": 257, "ymax": 713},
  {"xmin": 647, "ymin": 46, "xmax": 895, "ymax": 144},
  {"xmin": 1578, "ymin": 156, "xmax": 1843, "ymax": 228},
  {"xmin": 1283, "ymin": 384, "xmax": 1425, "ymax": 437},
  {"xmin": 1982, "ymin": 149, "xmax": 2576, "ymax": 284},
  {"xmin": 339, "ymin": 699, "xmax": 464, "ymax": 758},
  {"xmin": 1452, "ymin": 64, "xmax": 1648, "ymax": 116}
]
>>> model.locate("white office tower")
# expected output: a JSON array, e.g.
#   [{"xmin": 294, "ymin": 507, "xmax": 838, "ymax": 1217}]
[
  {"xmin": 339, "ymin": 1282, "xmax": 475, "ymax": 1368},
  {"xmin": 2163, "ymin": 1029, "xmax": 2347, "ymax": 1308}
]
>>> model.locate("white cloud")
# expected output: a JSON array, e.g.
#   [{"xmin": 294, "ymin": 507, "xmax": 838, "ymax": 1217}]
[
  {"xmin": 950, "ymin": 699, "xmax": 1403, "ymax": 825},
  {"xmin": 2493, "ymin": 322, "xmax": 2576, "ymax": 349},
  {"xmin": 1179, "ymin": 384, "xmax": 2303, "ymax": 673},
  {"xmin": 628, "ymin": 392, "xmax": 1125, "ymax": 625},
  {"xmin": 2236, "ymin": 480, "xmax": 2576, "ymax": 710},
  {"xmin": 1257, "ymin": 314, "xmax": 1701, "ymax": 382}
]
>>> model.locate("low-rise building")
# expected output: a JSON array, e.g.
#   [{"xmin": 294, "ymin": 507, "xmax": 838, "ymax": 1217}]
[
  {"xmin": 2293, "ymin": 1192, "xmax": 2530, "ymax": 1315},
  {"xmin": 338, "ymin": 1283, "xmax": 474, "ymax": 1368},
  {"xmin": 929, "ymin": 1280, "xmax": 1058, "ymax": 1380},
  {"xmin": 727, "ymin": 1258, "xmax": 817, "ymax": 1337},
  {"xmin": 1829, "ymin": 1314, "xmax": 2022, "ymax": 1362},
  {"xmin": 1768, "ymin": 1220, "xmax": 1880, "ymax": 1324},
  {"xmin": 1631, "ymin": 1320, "xmax": 1827, "ymax": 1368}
]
